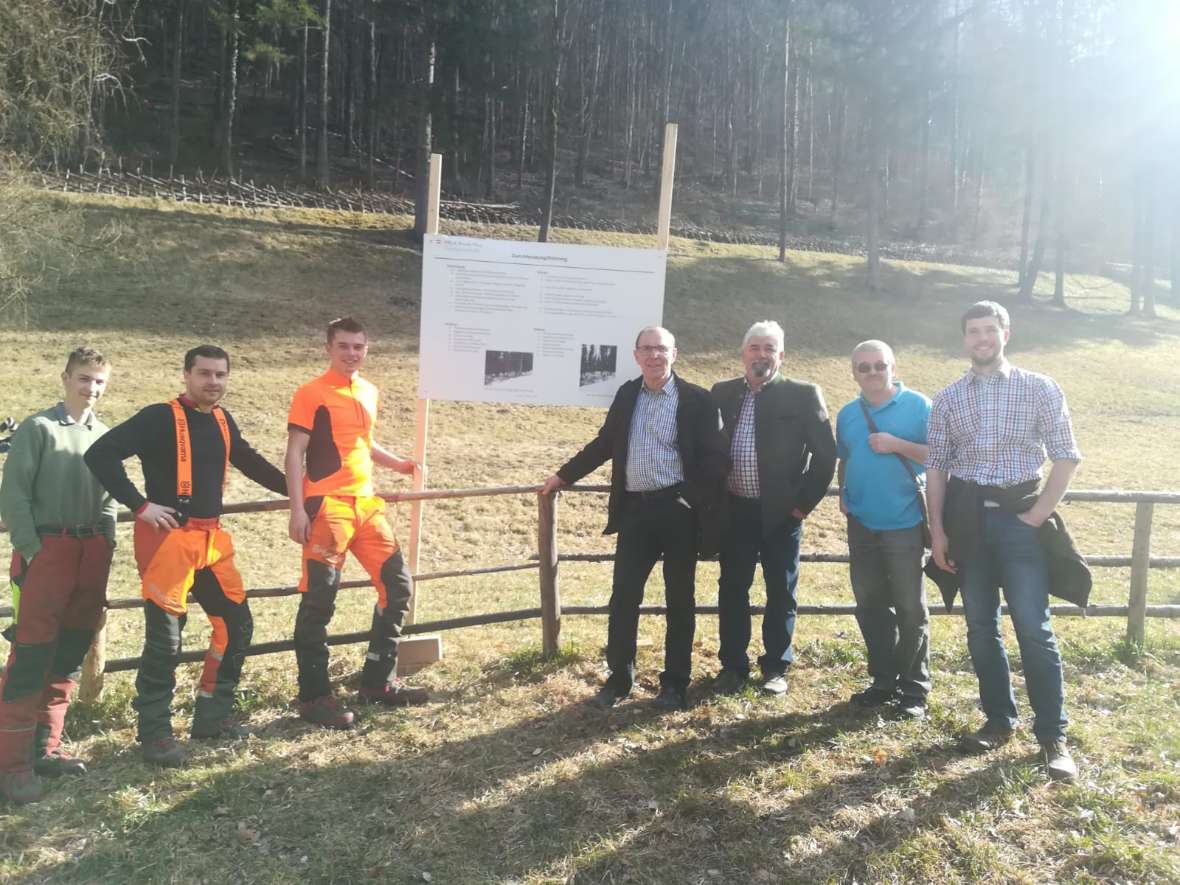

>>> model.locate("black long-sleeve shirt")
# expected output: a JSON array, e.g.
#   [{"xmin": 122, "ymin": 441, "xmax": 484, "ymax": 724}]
[{"xmin": 85, "ymin": 399, "xmax": 286, "ymax": 520}]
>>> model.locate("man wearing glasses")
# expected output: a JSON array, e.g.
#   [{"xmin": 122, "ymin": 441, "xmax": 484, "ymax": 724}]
[
  {"xmin": 835, "ymin": 340, "xmax": 931, "ymax": 720},
  {"xmin": 710, "ymin": 321, "xmax": 836, "ymax": 697},
  {"xmin": 541, "ymin": 326, "xmax": 729, "ymax": 710}
]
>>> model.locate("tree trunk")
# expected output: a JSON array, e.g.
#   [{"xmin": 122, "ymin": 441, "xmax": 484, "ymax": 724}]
[
  {"xmin": 1017, "ymin": 144, "xmax": 1035, "ymax": 288},
  {"xmin": 413, "ymin": 35, "xmax": 436, "ymax": 238},
  {"xmin": 829, "ymin": 81, "xmax": 845, "ymax": 220},
  {"xmin": 317, "ymin": 0, "xmax": 332, "ymax": 187},
  {"xmin": 866, "ymin": 99, "xmax": 883, "ymax": 295},
  {"xmin": 168, "ymin": 0, "xmax": 185, "ymax": 168},
  {"xmin": 915, "ymin": 87, "xmax": 931, "ymax": 238},
  {"xmin": 299, "ymin": 21, "xmax": 309, "ymax": 181},
  {"xmin": 950, "ymin": 0, "xmax": 962, "ymax": 239},
  {"xmin": 784, "ymin": 21, "xmax": 799, "ymax": 219},
  {"xmin": 538, "ymin": 0, "xmax": 563, "ymax": 243},
  {"xmin": 1018, "ymin": 184, "xmax": 1051, "ymax": 301},
  {"xmin": 575, "ymin": 0, "xmax": 603, "ymax": 188},
  {"xmin": 778, "ymin": 13, "xmax": 791, "ymax": 261},
  {"xmin": 367, "ymin": 9, "xmax": 377, "ymax": 186},
  {"xmin": 222, "ymin": 0, "xmax": 239, "ymax": 177},
  {"xmin": 517, "ymin": 69, "xmax": 530, "ymax": 189}
]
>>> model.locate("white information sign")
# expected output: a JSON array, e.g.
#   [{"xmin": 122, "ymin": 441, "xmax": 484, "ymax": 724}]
[{"xmin": 418, "ymin": 235, "xmax": 666, "ymax": 406}]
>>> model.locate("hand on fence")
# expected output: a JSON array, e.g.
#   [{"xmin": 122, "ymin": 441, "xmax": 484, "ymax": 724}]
[
  {"xmin": 137, "ymin": 502, "xmax": 179, "ymax": 531},
  {"xmin": 540, "ymin": 474, "xmax": 565, "ymax": 496}
]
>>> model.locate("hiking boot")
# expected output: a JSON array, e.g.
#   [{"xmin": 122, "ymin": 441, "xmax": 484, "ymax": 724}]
[
  {"xmin": 191, "ymin": 717, "xmax": 252, "ymax": 740},
  {"xmin": 34, "ymin": 750, "xmax": 87, "ymax": 777},
  {"xmin": 359, "ymin": 678, "xmax": 429, "ymax": 707},
  {"xmin": 654, "ymin": 684, "xmax": 689, "ymax": 711},
  {"xmin": 851, "ymin": 685, "xmax": 900, "ymax": 708},
  {"xmin": 1040, "ymin": 739, "xmax": 1078, "ymax": 782},
  {"xmin": 958, "ymin": 720, "xmax": 1014, "ymax": 754},
  {"xmin": 588, "ymin": 683, "xmax": 629, "ymax": 709},
  {"xmin": 713, "ymin": 669, "xmax": 748, "ymax": 695},
  {"xmin": 0, "ymin": 770, "xmax": 44, "ymax": 805},
  {"xmin": 142, "ymin": 737, "xmax": 187, "ymax": 768},
  {"xmin": 761, "ymin": 673, "xmax": 790, "ymax": 697},
  {"xmin": 298, "ymin": 695, "xmax": 356, "ymax": 730}
]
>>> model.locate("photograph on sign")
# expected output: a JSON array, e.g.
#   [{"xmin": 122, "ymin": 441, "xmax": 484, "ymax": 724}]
[{"xmin": 418, "ymin": 235, "xmax": 666, "ymax": 406}]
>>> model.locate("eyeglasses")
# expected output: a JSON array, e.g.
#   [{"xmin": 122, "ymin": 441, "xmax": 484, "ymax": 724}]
[
  {"xmin": 637, "ymin": 345, "xmax": 671, "ymax": 356},
  {"xmin": 855, "ymin": 361, "xmax": 890, "ymax": 374}
]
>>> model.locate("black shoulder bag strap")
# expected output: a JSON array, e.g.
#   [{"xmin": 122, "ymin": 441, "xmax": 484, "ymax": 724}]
[{"xmin": 858, "ymin": 398, "xmax": 932, "ymax": 548}]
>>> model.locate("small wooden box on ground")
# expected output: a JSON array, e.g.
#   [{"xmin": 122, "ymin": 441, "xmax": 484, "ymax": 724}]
[{"xmin": 395, "ymin": 634, "xmax": 442, "ymax": 675}]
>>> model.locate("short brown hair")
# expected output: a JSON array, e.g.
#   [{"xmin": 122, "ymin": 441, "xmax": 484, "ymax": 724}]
[
  {"xmin": 327, "ymin": 316, "xmax": 366, "ymax": 343},
  {"xmin": 185, "ymin": 344, "xmax": 230, "ymax": 372},
  {"xmin": 64, "ymin": 347, "xmax": 110, "ymax": 375},
  {"xmin": 961, "ymin": 300, "xmax": 1010, "ymax": 333}
]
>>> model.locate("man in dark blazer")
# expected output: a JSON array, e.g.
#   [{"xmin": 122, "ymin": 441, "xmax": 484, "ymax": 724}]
[
  {"xmin": 541, "ymin": 326, "xmax": 729, "ymax": 710},
  {"xmin": 711, "ymin": 321, "xmax": 837, "ymax": 696}
]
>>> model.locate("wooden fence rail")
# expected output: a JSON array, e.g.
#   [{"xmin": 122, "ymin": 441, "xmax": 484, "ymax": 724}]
[{"xmin": 2, "ymin": 485, "xmax": 1178, "ymax": 698}]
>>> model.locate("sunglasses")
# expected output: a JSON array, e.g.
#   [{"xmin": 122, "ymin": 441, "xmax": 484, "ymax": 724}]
[{"xmin": 855, "ymin": 361, "xmax": 890, "ymax": 374}]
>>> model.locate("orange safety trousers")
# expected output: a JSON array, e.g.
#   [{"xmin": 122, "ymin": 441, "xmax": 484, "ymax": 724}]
[
  {"xmin": 134, "ymin": 519, "xmax": 245, "ymax": 698},
  {"xmin": 300, "ymin": 495, "xmax": 401, "ymax": 608}
]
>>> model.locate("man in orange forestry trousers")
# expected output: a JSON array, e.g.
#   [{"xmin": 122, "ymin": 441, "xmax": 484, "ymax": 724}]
[
  {"xmin": 286, "ymin": 317, "xmax": 428, "ymax": 729},
  {"xmin": 86, "ymin": 345, "xmax": 287, "ymax": 766}
]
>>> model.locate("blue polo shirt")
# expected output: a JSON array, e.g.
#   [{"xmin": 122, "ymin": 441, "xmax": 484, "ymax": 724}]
[{"xmin": 836, "ymin": 383, "xmax": 931, "ymax": 531}]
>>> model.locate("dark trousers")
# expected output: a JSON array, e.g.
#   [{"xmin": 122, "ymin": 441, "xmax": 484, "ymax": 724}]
[
  {"xmin": 717, "ymin": 495, "xmax": 802, "ymax": 678},
  {"xmin": 293, "ymin": 550, "xmax": 414, "ymax": 702},
  {"xmin": 0, "ymin": 535, "xmax": 110, "ymax": 772},
  {"xmin": 847, "ymin": 516, "xmax": 930, "ymax": 702},
  {"xmin": 133, "ymin": 570, "xmax": 253, "ymax": 742},
  {"xmin": 605, "ymin": 495, "xmax": 698, "ymax": 693}
]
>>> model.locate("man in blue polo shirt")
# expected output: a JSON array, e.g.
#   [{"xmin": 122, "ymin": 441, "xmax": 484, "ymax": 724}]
[{"xmin": 836, "ymin": 340, "xmax": 931, "ymax": 720}]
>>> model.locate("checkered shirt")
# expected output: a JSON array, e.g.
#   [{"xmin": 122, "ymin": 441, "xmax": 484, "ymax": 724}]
[
  {"xmin": 625, "ymin": 375, "xmax": 684, "ymax": 492},
  {"xmin": 727, "ymin": 385, "xmax": 760, "ymax": 498},
  {"xmin": 926, "ymin": 361, "xmax": 1081, "ymax": 487}
]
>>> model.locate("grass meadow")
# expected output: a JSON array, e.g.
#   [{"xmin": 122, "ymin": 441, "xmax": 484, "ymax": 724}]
[{"xmin": 0, "ymin": 193, "xmax": 1178, "ymax": 884}]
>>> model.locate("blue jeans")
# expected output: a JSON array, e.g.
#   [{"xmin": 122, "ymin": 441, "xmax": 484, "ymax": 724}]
[
  {"xmin": 717, "ymin": 495, "xmax": 802, "ymax": 678},
  {"xmin": 959, "ymin": 509, "xmax": 1067, "ymax": 741}
]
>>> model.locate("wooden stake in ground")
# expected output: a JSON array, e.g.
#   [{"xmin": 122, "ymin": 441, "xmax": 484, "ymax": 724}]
[{"xmin": 657, "ymin": 123, "xmax": 678, "ymax": 250}]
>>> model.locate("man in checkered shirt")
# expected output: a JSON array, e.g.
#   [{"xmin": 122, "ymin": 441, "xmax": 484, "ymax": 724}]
[
  {"xmin": 541, "ymin": 327, "xmax": 730, "ymax": 711},
  {"xmin": 710, "ymin": 321, "xmax": 837, "ymax": 697},
  {"xmin": 927, "ymin": 301, "xmax": 1082, "ymax": 781}
]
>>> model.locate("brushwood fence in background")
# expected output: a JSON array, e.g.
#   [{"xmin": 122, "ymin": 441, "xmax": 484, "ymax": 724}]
[{"xmin": 1, "ymin": 486, "xmax": 1178, "ymax": 702}]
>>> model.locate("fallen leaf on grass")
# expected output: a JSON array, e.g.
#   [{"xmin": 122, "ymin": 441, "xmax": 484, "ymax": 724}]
[{"xmin": 872, "ymin": 748, "xmax": 888, "ymax": 766}]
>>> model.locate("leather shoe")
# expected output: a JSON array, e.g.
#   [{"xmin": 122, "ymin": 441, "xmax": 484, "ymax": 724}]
[
  {"xmin": 654, "ymin": 684, "xmax": 688, "ymax": 711},
  {"xmin": 588, "ymin": 684, "xmax": 629, "ymax": 709},
  {"xmin": 851, "ymin": 685, "xmax": 899, "ymax": 708},
  {"xmin": 1041, "ymin": 739, "xmax": 1078, "ymax": 782},
  {"xmin": 359, "ymin": 678, "xmax": 429, "ymax": 707},
  {"xmin": 893, "ymin": 700, "xmax": 927, "ymax": 721},
  {"xmin": 713, "ymin": 669, "xmax": 748, "ymax": 695},
  {"xmin": 34, "ymin": 751, "xmax": 87, "ymax": 777},
  {"xmin": 142, "ymin": 737, "xmax": 187, "ymax": 768},
  {"xmin": 958, "ymin": 720, "xmax": 1014, "ymax": 754}
]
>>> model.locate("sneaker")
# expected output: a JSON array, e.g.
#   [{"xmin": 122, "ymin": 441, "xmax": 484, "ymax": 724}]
[
  {"xmin": 893, "ymin": 700, "xmax": 928, "ymax": 722},
  {"xmin": 654, "ymin": 684, "xmax": 689, "ymax": 711},
  {"xmin": 142, "ymin": 737, "xmax": 187, "ymax": 768},
  {"xmin": 359, "ymin": 678, "xmax": 429, "ymax": 707},
  {"xmin": 713, "ymin": 669, "xmax": 748, "ymax": 695},
  {"xmin": 298, "ymin": 694, "xmax": 356, "ymax": 730},
  {"xmin": 191, "ymin": 717, "xmax": 252, "ymax": 740},
  {"xmin": 588, "ymin": 683, "xmax": 629, "ymax": 709},
  {"xmin": 851, "ymin": 685, "xmax": 899, "ymax": 708},
  {"xmin": 1040, "ymin": 738, "xmax": 1078, "ymax": 782},
  {"xmin": 0, "ymin": 770, "xmax": 44, "ymax": 805},
  {"xmin": 34, "ymin": 750, "xmax": 87, "ymax": 777},
  {"xmin": 761, "ymin": 673, "xmax": 790, "ymax": 697},
  {"xmin": 958, "ymin": 720, "xmax": 1014, "ymax": 754}
]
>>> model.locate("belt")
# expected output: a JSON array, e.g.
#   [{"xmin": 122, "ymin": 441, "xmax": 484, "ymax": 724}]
[
  {"xmin": 36, "ymin": 524, "xmax": 104, "ymax": 539},
  {"xmin": 180, "ymin": 516, "xmax": 221, "ymax": 530},
  {"xmin": 625, "ymin": 483, "xmax": 685, "ymax": 502}
]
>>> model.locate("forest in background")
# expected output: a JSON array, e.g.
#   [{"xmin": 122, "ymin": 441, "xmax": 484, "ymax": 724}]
[{"xmin": 1, "ymin": 0, "xmax": 1177, "ymax": 308}]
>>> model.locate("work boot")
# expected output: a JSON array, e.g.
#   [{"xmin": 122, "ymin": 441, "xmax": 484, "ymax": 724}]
[
  {"xmin": 588, "ymin": 683, "xmax": 630, "ymax": 709},
  {"xmin": 142, "ymin": 737, "xmax": 188, "ymax": 768},
  {"xmin": 713, "ymin": 669, "xmax": 748, "ymax": 695},
  {"xmin": 653, "ymin": 684, "xmax": 689, "ymax": 711},
  {"xmin": 0, "ymin": 770, "xmax": 44, "ymax": 805},
  {"xmin": 958, "ymin": 719, "xmax": 1014, "ymax": 754},
  {"xmin": 358, "ymin": 678, "xmax": 429, "ymax": 707},
  {"xmin": 851, "ymin": 685, "xmax": 899, "ymax": 708},
  {"xmin": 34, "ymin": 750, "xmax": 88, "ymax": 777},
  {"xmin": 191, "ymin": 717, "xmax": 252, "ymax": 740},
  {"xmin": 298, "ymin": 695, "xmax": 356, "ymax": 729},
  {"xmin": 1040, "ymin": 739, "xmax": 1079, "ymax": 782}
]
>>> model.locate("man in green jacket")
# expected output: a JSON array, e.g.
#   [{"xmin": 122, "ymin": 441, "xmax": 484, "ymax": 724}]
[{"xmin": 0, "ymin": 348, "xmax": 117, "ymax": 804}]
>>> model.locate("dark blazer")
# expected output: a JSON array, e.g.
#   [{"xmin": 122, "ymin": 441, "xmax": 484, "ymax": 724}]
[
  {"xmin": 711, "ymin": 373, "xmax": 837, "ymax": 535},
  {"xmin": 556, "ymin": 373, "xmax": 731, "ymax": 552}
]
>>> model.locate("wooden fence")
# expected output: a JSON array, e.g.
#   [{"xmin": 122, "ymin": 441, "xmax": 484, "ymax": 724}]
[{"xmin": 2, "ymin": 486, "xmax": 1178, "ymax": 700}]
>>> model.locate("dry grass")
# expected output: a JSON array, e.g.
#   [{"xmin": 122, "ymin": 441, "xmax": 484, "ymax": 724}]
[{"xmin": 0, "ymin": 193, "xmax": 1178, "ymax": 884}]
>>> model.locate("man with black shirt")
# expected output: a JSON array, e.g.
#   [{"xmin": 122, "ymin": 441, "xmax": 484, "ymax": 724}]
[{"xmin": 86, "ymin": 345, "xmax": 286, "ymax": 766}]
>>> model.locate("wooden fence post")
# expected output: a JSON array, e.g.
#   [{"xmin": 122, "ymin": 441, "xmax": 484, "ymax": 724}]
[
  {"xmin": 77, "ymin": 609, "xmax": 107, "ymax": 704},
  {"xmin": 538, "ymin": 492, "xmax": 561, "ymax": 656},
  {"xmin": 1126, "ymin": 501, "xmax": 1154, "ymax": 646}
]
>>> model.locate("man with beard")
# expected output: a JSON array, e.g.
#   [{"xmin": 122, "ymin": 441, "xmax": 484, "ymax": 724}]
[
  {"xmin": 711, "ymin": 321, "xmax": 836, "ymax": 697},
  {"xmin": 927, "ymin": 301, "xmax": 1082, "ymax": 781},
  {"xmin": 86, "ymin": 345, "xmax": 287, "ymax": 766}
]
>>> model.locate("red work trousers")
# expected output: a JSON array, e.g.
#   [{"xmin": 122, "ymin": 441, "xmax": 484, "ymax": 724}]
[{"xmin": 0, "ymin": 535, "xmax": 111, "ymax": 773}]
